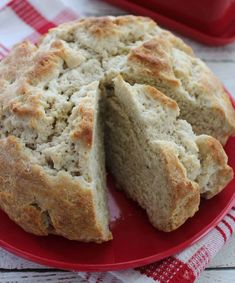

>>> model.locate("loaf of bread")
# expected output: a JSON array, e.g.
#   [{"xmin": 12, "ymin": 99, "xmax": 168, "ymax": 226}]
[
  {"xmin": 0, "ymin": 16, "xmax": 233, "ymax": 240},
  {"xmin": 105, "ymin": 76, "xmax": 233, "ymax": 231}
]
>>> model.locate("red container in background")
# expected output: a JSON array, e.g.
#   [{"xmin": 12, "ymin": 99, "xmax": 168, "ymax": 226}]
[{"xmin": 104, "ymin": 0, "xmax": 235, "ymax": 45}]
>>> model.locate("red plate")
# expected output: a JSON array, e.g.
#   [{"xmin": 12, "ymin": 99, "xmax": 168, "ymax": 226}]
[{"xmin": 0, "ymin": 102, "xmax": 235, "ymax": 272}]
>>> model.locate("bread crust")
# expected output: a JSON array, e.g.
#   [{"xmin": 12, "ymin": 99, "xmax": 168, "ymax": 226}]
[
  {"xmin": 195, "ymin": 135, "xmax": 234, "ymax": 198},
  {"xmin": 157, "ymin": 146, "xmax": 200, "ymax": 231},
  {"xmin": 143, "ymin": 85, "xmax": 179, "ymax": 111},
  {"xmin": 0, "ymin": 136, "xmax": 112, "ymax": 242},
  {"xmin": 127, "ymin": 38, "xmax": 180, "ymax": 88}
]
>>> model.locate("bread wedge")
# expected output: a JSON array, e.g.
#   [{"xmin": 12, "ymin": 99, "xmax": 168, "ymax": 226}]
[{"xmin": 105, "ymin": 76, "xmax": 233, "ymax": 231}]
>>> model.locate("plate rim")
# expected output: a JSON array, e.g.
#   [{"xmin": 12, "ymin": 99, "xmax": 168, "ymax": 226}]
[{"xmin": 0, "ymin": 179, "xmax": 234, "ymax": 272}]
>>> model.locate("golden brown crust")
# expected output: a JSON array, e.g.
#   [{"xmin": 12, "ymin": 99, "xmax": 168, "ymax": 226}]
[
  {"xmin": 71, "ymin": 104, "xmax": 94, "ymax": 147},
  {"xmin": 159, "ymin": 146, "xmax": 200, "ymax": 231},
  {"xmin": 0, "ymin": 41, "xmax": 37, "ymax": 81},
  {"xmin": 0, "ymin": 136, "xmax": 112, "ymax": 242},
  {"xmin": 158, "ymin": 29, "xmax": 194, "ymax": 56},
  {"xmin": 0, "ymin": 40, "xmax": 67, "ymax": 83},
  {"xmin": 0, "ymin": 41, "xmax": 63, "ymax": 86},
  {"xmin": 79, "ymin": 17, "xmax": 120, "ymax": 38},
  {"xmin": 27, "ymin": 52, "xmax": 63, "ymax": 85},
  {"xmin": 144, "ymin": 84, "xmax": 178, "ymax": 110},
  {"xmin": 127, "ymin": 38, "xmax": 180, "ymax": 88},
  {"xmin": 0, "ymin": 41, "xmax": 62, "ymax": 117},
  {"xmin": 10, "ymin": 92, "xmax": 42, "ymax": 118},
  {"xmin": 77, "ymin": 15, "xmax": 155, "ymax": 39},
  {"xmin": 50, "ymin": 40, "xmax": 83, "ymax": 68},
  {"xmin": 196, "ymin": 135, "xmax": 234, "ymax": 199}
]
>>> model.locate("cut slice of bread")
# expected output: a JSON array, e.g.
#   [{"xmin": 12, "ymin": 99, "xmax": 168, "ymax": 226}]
[
  {"xmin": 0, "ymin": 42, "xmax": 111, "ymax": 242},
  {"xmin": 105, "ymin": 76, "xmax": 233, "ymax": 231}
]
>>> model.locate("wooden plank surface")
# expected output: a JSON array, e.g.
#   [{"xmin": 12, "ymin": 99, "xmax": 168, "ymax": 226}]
[
  {"xmin": 0, "ymin": 0, "xmax": 235, "ymax": 282},
  {"xmin": 0, "ymin": 270, "xmax": 86, "ymax": 283},
  {"xmin": 197, "ymin": 269, "xmax": 235, "ymax": 283}
]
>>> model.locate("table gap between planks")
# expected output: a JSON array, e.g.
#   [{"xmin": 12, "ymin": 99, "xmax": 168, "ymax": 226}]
[{"xmin": 0, "ymin": 0, "xmax": 235, "ymax": 282}]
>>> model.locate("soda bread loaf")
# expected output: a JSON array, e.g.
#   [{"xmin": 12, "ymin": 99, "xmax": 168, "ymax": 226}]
[
  {"xmin": 0, "ymin": 16, "xmax": 234, "ymax": 240},
  {"xmin": 105, "ymin": 76, "xmax": 233, "ymax": 231}
]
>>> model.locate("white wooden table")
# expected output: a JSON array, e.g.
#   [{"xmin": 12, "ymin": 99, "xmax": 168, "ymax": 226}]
[{"xmin": 0, "ymin": 0, "xmax": 235, "ymax": 282}]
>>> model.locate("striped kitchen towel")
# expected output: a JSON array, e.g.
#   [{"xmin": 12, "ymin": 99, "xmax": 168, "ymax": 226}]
[
  {"xmin": 78, "ymin": 207, "xmax": 235, "ymax": 282},
  {"xmin": 0, "ymin": 1, "xmax": 234, "ymax": 282},
  {"xmin": 0, "ymin": 0, "xmax": 77, "ymax": 59}
]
